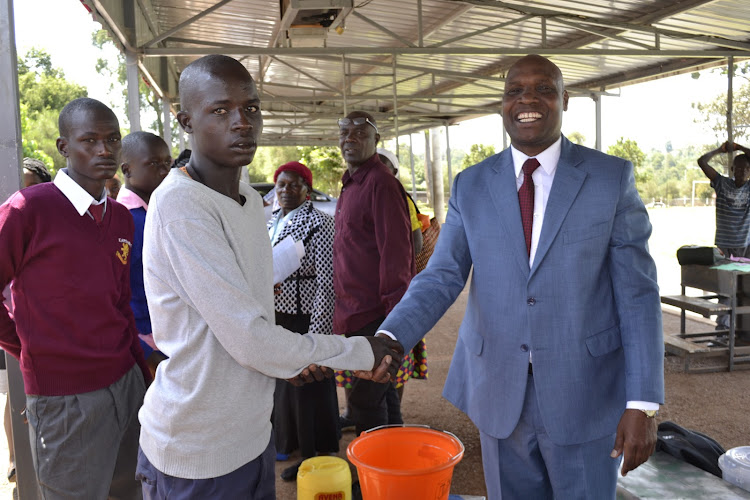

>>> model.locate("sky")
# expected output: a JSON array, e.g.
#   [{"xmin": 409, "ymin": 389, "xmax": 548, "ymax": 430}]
[{"xmin": 10, "ymin": 0, "xmax": 735, "ymax": 156}]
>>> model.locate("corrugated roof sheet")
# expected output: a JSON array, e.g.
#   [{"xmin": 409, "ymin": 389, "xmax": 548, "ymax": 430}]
[{"xmin": 84, "ymin": 0, "xmax": 750, "ymax": 145}]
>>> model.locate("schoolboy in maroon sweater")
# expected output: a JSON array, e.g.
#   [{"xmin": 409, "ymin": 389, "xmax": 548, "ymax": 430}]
[{"xmin": 0, "ymin": 98, "xmax": 149, "ymax": 499}]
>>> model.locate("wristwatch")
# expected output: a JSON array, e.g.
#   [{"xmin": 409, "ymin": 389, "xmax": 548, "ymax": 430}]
[{"xmin": 639, "ymin": 409, "xmax": 658, "ymax": 418}]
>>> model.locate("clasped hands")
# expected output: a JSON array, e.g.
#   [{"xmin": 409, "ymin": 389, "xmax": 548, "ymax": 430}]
[{"xmin": 286, "ymin": 334, "xmax": 404, "ymax": 387}]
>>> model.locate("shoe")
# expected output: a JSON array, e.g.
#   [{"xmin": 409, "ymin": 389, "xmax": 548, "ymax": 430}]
[
  {"xmin": 276, "ymin": 452, "xmax": 290, "ymax": 461},
  {"xmin": 280, "ymin": 461, "xmax": 303, "ymax": 482},
  {"xmin": 339, "ymin": 414, "xmax": 355, "ymax": 432}
]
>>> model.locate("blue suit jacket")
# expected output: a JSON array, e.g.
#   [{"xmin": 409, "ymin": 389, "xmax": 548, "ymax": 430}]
[{"xmin": 380, "ymin": 137, "xmax": 664, "ymax": 446}]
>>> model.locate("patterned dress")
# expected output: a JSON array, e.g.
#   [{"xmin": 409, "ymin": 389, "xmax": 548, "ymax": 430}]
[{"xmin": 269, "ymin": 201, "xmax": 338, "ymax": 457}]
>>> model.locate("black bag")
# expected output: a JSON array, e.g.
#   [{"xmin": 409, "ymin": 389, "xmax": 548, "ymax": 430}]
[
  {"xmin": 676, "ymin": 245, "xmax": 723, "ymax": 266},
  {"xmin": 656, "ymin": 421, "xmax": 726, "ymax": 477}
]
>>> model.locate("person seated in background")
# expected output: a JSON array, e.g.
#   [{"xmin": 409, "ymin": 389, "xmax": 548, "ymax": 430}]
[
  {"xmin": 22, "ymin": 157, "xmax": 52, "ymax": 187},
  {"xmin": 0, "ymin": 97, "xmax": 150, "ymax": 499},
  {"xmin": 267, "ymin": 161, "xmax": 338, "ymax": 481},
  {"xmin": 117, "ymin": 131, "xmax": 172, "ymax": 377},
  {"xmin": 697, "ymin": 141, "xmax": 750, "ymax": 259}
]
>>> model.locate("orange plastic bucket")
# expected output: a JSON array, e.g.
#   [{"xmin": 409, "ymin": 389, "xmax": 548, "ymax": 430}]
[{"xmin": 346, "ymin": 425, "xmax": 464, "ymax": 500}]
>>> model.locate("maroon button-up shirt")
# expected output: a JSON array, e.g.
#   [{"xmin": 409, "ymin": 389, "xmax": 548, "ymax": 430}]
[{"xmin": 333, "ymin": 154, "xmax": 415, "ymax": 335}]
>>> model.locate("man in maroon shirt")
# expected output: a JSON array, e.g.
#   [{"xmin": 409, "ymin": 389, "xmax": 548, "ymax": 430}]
[{"xmin": 333, "ymin": 111, "xmax": 414, "ymax": 434}]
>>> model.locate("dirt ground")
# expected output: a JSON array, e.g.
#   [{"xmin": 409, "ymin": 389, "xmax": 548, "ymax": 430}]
[{"xmin": 0, "ymin": 295, "xmax": 747, "ymax": 499}]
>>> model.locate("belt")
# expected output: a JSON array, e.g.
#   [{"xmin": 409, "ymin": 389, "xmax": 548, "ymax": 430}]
[{"xmin": 528, "ymin": 363, "xmax": 533, "ymax": 375}]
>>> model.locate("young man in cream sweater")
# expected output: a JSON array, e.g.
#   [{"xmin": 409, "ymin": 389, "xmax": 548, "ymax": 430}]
[{"xmin": 136, "ymin": 54, "xmax": 401, "ymax": 499}]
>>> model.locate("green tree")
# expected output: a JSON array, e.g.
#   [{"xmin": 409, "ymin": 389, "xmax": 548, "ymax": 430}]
[
  {"xmin": 92, "ymin": 30, "xmax": 168, "ymax": 138},
  {"xmin": 568, "ymin": 131, "xmax": 586, "ymax": 145},
  {"xmin": 248, "ymin": 146, "xmax": 299, "ymax": 182},
  {"xmin": 17, "ymin": 48, "xmax": 87, "ymax": 116},
  {"xmin": 299, "ymin": 146, "xmax": 345, "ymax": 196},
  {"xmin": 607, "ymin": 137, "xmax": 650, "ymax": 195},
  {"xmin": 693, "ymin": 62, "xmax": 750, "ymax": 144},
  {"xmin": 17, "ymin": 49, "xmax": 87, "ymax": 174},
  {"xmin": 461, "ymin": 144, "xmax": 495, "ymax": 169}
]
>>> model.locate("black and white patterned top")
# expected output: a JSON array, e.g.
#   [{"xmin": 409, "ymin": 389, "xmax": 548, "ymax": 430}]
[{"xmin": 267, "ymin": 200, "xmax": 335, "ymax": 335}]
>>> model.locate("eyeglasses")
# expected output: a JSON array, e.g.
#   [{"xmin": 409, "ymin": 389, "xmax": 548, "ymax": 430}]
[{"xmin": 337, "ymin": 117, "xmax": 378, "ymax": 134}]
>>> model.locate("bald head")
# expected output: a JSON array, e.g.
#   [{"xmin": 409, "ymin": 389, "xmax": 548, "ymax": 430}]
[
  {"xmin": 58, "ymin": 98, "xmax": 118, "ymax": 137},
  {"xmin": 502, "ymin": 54, "xmax": 568, "ymax": 156},
  {"xmin": 179, "ymin": 55, "xmax": 255, "ymax": 112}
]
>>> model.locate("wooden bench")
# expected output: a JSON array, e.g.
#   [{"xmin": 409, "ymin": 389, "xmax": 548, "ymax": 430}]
[{"xmin": 661, "ymin": 295, "xmax": 730, "ymax": 317}]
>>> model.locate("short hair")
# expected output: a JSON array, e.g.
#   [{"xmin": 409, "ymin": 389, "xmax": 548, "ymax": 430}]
[
  {"xmin": 121, "ymin": 131, "xmax": 167, "ymax": 163},
  {"xmin": 172, "ymin": 149, "xmax": 191, "ymax": 168},
  {"xmin": 179, "ymin": 55, "xmax": 253, "ymax": 111},
  {"xmin": 22, "ymin": 158, "xmax": 51, "ymax": 183},
  {"xmin": 58, "ymin": 97, "xmax": 117, "ymax": 137},
  {"xmin": 735, "ymin": 154, "xmax": 750, "ymax": 168}
]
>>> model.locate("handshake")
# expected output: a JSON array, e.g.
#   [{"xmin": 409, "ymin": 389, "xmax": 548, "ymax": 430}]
[{"xmin": 287, "ymin": 334, "xmax": 405, "ymax": 386}]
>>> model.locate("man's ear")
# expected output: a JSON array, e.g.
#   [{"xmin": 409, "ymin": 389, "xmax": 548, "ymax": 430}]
[
  {"xmin": 562, "ymin": 89, "xmax": 569, "ymax": 112},
  {"xmin": 177, "ymin": 111, "xmax": 192, "ymax": 134},
  {"xmin": 121, "ymin": 162, "xmax": 131, "ymax": 178},
  {"xmin": 375, "ymin": 133, "xmax": 381, "ymax": 144},
  {"xmin": 56, "ymin": 137, "xmax": 68, "ymax": 157}
]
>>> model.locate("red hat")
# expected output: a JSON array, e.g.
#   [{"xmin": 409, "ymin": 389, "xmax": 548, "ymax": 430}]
[{"xmin": 274, "ymin": 161, "xmax": 313, "ymax": 189}]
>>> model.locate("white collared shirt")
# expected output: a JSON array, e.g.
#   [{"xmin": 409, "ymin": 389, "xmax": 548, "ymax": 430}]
[
  {"xmin": 511, "ymin": 136, "xmax": 562, "ymax": 268},
  {"xmin": 53, "ymin": 168, "xmax": 107, "ymax": 221}
]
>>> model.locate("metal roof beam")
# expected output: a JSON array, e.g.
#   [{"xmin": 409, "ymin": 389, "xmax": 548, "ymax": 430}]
[
  {"xmin": 143, "ymin": 0, "xmax": 235, "ymax": 48},
  {"xmin": 351, "ymin": 10, "xmax": 416, "ymax": 47},
  {"xmin": 142, "ymin": 47, "xmax": 750, "ymax": 57},
  {"xmin": 551, "ymin": 18, "xmax": 654, "ymax": 50},
  {"xmin": 269, "ymin": 55, "xmax": 341, "ymax": 93},
  {"xmin": 430, "ymin": 14, "xmax": 534, "ymax": 48}
]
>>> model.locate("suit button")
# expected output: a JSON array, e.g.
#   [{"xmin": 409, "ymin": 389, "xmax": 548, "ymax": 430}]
[
  {"xmin": 527, "ymin": 297, "xmax": 536, "ymax": 306},
  {"xmin": 520, "ymin": 344, "xmax": 529, "ymax": 352}
]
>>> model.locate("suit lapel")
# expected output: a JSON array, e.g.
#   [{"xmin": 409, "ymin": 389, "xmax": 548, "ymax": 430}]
[
  {"xmin": 487, "ymin": 150, "xmax": 531, "ymax": 275},
  {"xmin": 530, "ymin": 138, "xmax": 587, "ymax": 277}
]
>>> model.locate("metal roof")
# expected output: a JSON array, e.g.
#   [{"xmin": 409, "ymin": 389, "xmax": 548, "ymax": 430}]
[{"xmin": 83, "ymin": 0, "xmax": 750, "ymax": 146}]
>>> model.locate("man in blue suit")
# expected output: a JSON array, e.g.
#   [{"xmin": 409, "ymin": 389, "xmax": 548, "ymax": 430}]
[{"xmin": 377, "ymin": 55, "xmax": 664, "ymax": 498}]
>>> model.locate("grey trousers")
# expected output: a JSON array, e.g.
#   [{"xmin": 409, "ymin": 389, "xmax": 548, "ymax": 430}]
[{"xmin": 26, "ymin": 365, "xmax": 146, "ymax": 500}]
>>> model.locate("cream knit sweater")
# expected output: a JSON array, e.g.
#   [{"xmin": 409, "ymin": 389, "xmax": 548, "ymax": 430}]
[{"xmin": 139, "ymin": 169, "xmax": 373, "ymax": 479}]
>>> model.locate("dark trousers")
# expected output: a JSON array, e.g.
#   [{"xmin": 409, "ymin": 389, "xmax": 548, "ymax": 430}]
[
  {"xmin": 345, "ymin": 317, "xmax": 400, "ymax": 435},
  {"xmin": 136, "ymin": 434, "xmax": 276, "ymax": 500}
]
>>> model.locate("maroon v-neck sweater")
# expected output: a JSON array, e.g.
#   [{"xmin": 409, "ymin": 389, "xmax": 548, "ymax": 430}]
[{"xmin": 0, "ymin": 183, "xmax": 149, "ymax": 395}]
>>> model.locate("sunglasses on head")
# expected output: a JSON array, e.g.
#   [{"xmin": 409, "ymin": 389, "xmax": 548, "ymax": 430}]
[{"xmin": 337, "ymin": 117, "xmax": 378, "ymax": 134}]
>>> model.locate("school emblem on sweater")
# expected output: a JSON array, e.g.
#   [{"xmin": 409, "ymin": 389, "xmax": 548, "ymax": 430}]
[{"xmin": 117, "ymin": 238, "xmax": 132, "ymax": 265}]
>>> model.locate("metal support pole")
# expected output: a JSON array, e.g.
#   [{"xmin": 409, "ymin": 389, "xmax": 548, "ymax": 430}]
[
  {"xmin": 342, "ymin": 55, "xmax": 347, "ymax": 116},
  {"xmin": 392, "ymin": 56, "xmax": 399, "ymax": 155},
  {"xmin": 162, "ymin": 98, "xmax": 172, "ymax": 148},
  {"xmin": 501, "ymin": 113, "xmax": 508, "ymax": 150},
  {"xmin": 594, "ymin": 94, "xmax": 602, "ymax": 151},
  {"xmin": 124, "ymin": 0, "xmax": 141, "ymax": 132},
  {"xmin": 409, "ymin": 134, "xmax": 416, "ymax": 199},
  {"xmin": 417, "ymin": 0, "xmax": 424, "ymax": 48},
  {"xmin": 445, "ymin": 122, "xmax": 453, "ymax": 196},
  {"xmin": 126, "ymin": 50, "xmax": 141, "ymax": 132},
  {"xmin": 727, "ymin": 56, "xmax": 734, "ymax": 171},
  {"xmin": 541, "ymin": 17, "xmax": 547, "ymax": 48},
  {"xmin": 0, "ymin": 1, "xmax": 40, "ymax": 497}
]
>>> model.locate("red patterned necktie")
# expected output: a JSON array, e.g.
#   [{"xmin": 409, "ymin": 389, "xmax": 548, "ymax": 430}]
[
  {"xmin": 89, "ymin": 203, "xmax": 104, "ymax": 224},
  {"xmin": 518, "ymin": 158, "xmax": 540, "ymax": 256}
]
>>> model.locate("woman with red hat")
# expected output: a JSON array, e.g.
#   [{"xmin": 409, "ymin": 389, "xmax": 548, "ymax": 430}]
[{"xmin": 267, "ymin": 161, "xmax": 338, "ymax": 481}]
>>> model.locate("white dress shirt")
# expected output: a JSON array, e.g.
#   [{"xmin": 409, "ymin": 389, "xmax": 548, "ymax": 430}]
[{"xmin": 53, "ymin": 168, "xmax": 107, "ymax": 221}]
